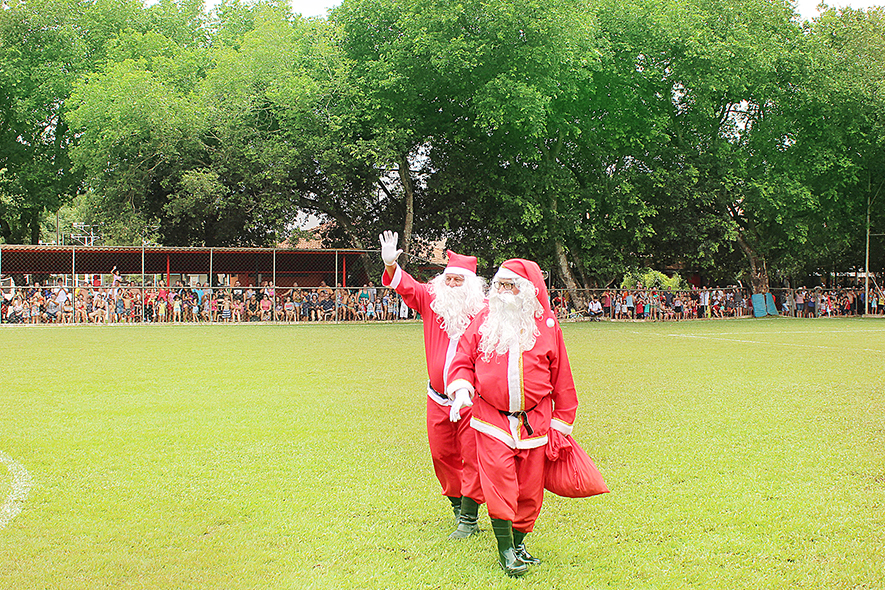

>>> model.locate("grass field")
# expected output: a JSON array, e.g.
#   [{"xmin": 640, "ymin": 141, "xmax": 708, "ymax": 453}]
[{"xmin": 1, "ymin": 318, "xmax": 883, "ymax": 589}]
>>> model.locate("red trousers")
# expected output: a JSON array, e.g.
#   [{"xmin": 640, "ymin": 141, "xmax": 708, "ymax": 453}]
[
  {"xmin": 426, "ymin": 396, "xmax": 484, "ymax": 502},
  {"xmin": 475, "ymin": 432, "xmax": 546, "ymax": 532}
]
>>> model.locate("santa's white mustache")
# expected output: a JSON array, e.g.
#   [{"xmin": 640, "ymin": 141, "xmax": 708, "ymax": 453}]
[{"xmin": 496, "ymin": 291, "xmax": 518, "ymax": 307}]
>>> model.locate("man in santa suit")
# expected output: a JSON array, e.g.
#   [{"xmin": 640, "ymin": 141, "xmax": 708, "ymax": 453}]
[
  {"xmin": 379, "ymin": 230, "xmax": 486, "ymax": 539},
  {"xmin": 447, "ymin": 258, "xmax": 579, "ymax": 577}
]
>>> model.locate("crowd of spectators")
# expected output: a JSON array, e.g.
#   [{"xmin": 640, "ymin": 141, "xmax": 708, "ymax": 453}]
[
  {"xmin": 552, "ymin": 286, "xmax": 885, "ymax": 321},
  {"xmin": 3, "ymin": 278, "xmax": 883, "ymax": 325},
  {"xmin": 0, "ymin": 278, "xmax": 414, "ymax": 324}
]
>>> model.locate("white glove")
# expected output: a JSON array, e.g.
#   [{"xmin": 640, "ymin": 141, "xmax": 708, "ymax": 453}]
[
  {"xmin": 379, "ymin": 230, "xmax": 403, "ymax": 266},
  {"xmin": 449, "ymin": 388, "xmax": 473, "ymax": 422}
]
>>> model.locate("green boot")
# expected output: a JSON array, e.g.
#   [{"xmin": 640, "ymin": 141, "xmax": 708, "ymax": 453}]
[
  {"xmin": 448, "ymin": 497, "xmax": 480, "ymax": 540},
  {"xmin": 512, "ymin": 529, "xmax": 541, "ymax": 565},
  {"xmin": 490, "ymin": 518, "xmax": 528, "ymax": 577},
  {"xmin": 447, "ymin": 496, "xmax": 461, "ymax": 528}
]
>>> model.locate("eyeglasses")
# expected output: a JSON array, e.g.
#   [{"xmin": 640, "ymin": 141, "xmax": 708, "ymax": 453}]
[{"xmin": 492, "ymin": 280, "xmax": 516, "ymax": 291}]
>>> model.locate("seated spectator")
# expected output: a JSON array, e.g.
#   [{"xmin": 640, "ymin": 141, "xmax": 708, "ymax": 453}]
[
  {"xmin": 588, "ymin": 297, "xmax": 603, "ymax": 321},
  {"xmin": 8, "ymin": 296, "xmax": 24, "ymax": 323},
  {"xmin": 284, "ymin": 297, "xmax": 296, "ymax": 322},
  {"xmin": 260, "ymin": 295, "xmax": 273, "ymax": 321},
  {"xmin": 62, "ymin": 298, "xmax": 73, "ymax": 323},
  {"xmin": 45, "ymin": 298, "xmax": 61, "ymax": 323},
  {"xmin": 246, "ymin": 295, "xmax": 259, "ymax": 321},
  {"xmin": 320, "ymin": 294, "xmax": 335, "ymax": 321},
  {"xmin": 74, "ymin": 295, "xmax": 88, "ymax": 323}
]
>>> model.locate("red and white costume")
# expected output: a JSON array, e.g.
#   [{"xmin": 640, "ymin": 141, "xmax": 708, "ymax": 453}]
[
  {"xmin": 447, "ymin": 259, "xmax": 578, "ymax": 532},
  {"xmin": 382, "ymin": 253, "xmax": 484, "ymax": 503}
]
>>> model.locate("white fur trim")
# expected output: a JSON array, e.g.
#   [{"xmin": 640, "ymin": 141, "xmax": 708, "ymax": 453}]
[
  {"xmin": 507, "ymin": 343, "xmax": 521, "ymax": 412},
  {"xmin": 446, "ymin": 378, "xmax": 474, "ymax": 397},
  {"xmin": 470, "ymin": 418, "xmax": 548, "ymax": 449},
  {"xmin": 427, "ymin": 383, "xmax": 452, "ymax": 407},
  {"xmin": 471, "ymin": 418, "xmax": 516, "ymax": 448},
  {"xmin": 444, "ymin": 267, "xmax": 476, "ymax": 278},
  {"xmin": 494, "ymin": 268, "xmax": 521, "ymax": 281},
  {"xmin": 389, "ymin": 265, "xmax": 403, "ymax": 289},
  {"xmin": 550, "ymin": 419, "xmax": 574, "ymax": 436},
  {"xmin": 516, "ymin": 435, "xmax": 548, "ymax": 450}
]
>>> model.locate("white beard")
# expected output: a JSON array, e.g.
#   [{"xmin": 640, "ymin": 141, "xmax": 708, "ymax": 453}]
[
  {"xmin": 429, "ymin": 274, "xmax": 485, "ymax": 339},
  {"xmin": 479, "ymin": 282, "xmax": 542, "ymax": 360}
]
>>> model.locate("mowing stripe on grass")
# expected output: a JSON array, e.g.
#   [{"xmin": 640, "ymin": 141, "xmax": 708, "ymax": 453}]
[{"xmin": 0, "ymin": 450, "xmax": 32, "ymax": 529}]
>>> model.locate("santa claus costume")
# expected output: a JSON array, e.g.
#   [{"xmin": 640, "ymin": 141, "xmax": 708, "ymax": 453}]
[
  {"xmin": 447, "ymin": 258, "xmax": 579, "ymax": 577},
  {"xmin": 379, "ymin": 231, "xmax": 486, "ymax": 539}
]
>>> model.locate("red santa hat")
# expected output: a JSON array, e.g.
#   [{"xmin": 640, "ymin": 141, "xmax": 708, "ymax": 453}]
[
  {"xmin": 496, "ymin": 258, "xmax": 555, "ymax": 324},
  {"xmin": 445, "ymin": 250, "xmax": 477, "ymax": 278}
]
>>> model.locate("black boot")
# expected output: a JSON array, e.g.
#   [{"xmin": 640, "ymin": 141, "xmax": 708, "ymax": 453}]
[
  {"xmin": 512, "ymin": 528, "xmax": 541, "ymax": 565},
  {"xmin": 447, "ymin": 496, "xmax": 461, "ymax": 528},
  {"xmin": 448, "ymin": 497, "xmax": 480, "ymax": 539},
  {"xmin": 490, "ymin": 518, "xmax": 528, "ymax": 577}
]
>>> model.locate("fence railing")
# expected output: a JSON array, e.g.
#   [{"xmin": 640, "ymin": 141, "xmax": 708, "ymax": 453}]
[
  {"xmin": 543, "ymin": 287, "xmax": 881, "ymax": 320},
  {"xmin": 2, "ymin": 242, "xmax": 882, "ymax": 324},
  {"xmin": 0, "ymin": 285, "xmax": 422, "ymax": 324}
]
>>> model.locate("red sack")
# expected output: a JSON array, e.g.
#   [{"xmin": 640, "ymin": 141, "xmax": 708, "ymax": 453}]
[{"xmin": 544, "ymin": 429, "xmax": 609, "ymax": 498}]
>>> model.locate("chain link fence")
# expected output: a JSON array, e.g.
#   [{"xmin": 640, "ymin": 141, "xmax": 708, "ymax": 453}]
[
  {"xmin": 0, "ymin": 245, "xmax": 446, "ymax": 324},
  {"xmin": 2, "ymin": 244, "xmax": 882, "ymax": 324},
  {"xmin": 544, "ymin": 286, "xmax": 882, "ymax": 320}
]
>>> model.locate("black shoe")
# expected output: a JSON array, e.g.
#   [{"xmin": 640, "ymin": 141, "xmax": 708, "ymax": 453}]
[
  {"xmin": 448, "ymin": 497, "xmax": 480, "ymax": 539},
  {"xmin": 448, "ymin": 516, "xmax": 479, "ymax": 539},
  {"xmin": 498, "ymin": 547, "xmax": 528, "ymax": 577},
  {"xmin": 512, "ymin": 528, "xmax": 540, "ymax": 564},
  {"xmin": 515, "ymin": 543, "xmax": 541, "ymax": 565},
  {"xmin": 491, "ymin": 518, "xmax": 528, "ymax": 577}
]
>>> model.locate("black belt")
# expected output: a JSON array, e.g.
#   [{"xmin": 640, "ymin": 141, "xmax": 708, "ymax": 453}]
[
  {"xmin": 503, "ymin": 408, "xmax": 537, "ymax": 436},
  {"xmin": 428, "ymin": 382, "xmax": 448, "ymax": 401},
  {"xmin": 476, "ymin": 391, "xmax": 540, "ymax": 435}
]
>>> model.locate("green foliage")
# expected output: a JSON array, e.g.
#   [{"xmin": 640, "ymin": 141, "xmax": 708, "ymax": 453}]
[{"xmin": 620, "ymin": 268, "xmax": 688, "ymax": 291}]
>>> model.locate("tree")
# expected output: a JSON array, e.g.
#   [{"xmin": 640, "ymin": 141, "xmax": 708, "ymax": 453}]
[
  {"xmin": 791, "ymin": 6, "xmax": 885, "ymax": 287},
  {"xmin": 0, "ymin": 0, "xmax": 145, "ymax": 244},
  {"xmin": 599, "ymin": 0, "xmax": 819, "ymax": 293}
]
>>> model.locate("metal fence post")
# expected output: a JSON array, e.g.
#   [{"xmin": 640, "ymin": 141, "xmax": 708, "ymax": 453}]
[
  {"xmin": 71, "ymin": 245, "xmax": 76, "ymax": 324},
  {"xmin": 141, "ymin": 243, "xmax": 146, "ymax": 324},
  {"xmin": 272, "ymin": 248, "xmax": 276, "ymax": 323},
  {"xmin": 335, "ymin": 250, "xmax": 339, "ymax": 323}
]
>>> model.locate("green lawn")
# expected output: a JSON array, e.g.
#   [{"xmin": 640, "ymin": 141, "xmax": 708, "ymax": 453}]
[{"xmin": 1, "ymin": 319, "xmax": 883, "ymax": 589}]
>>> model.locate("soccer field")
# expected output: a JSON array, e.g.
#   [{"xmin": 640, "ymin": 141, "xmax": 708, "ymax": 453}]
[{"xmin": 1, "ymin": 319, "xmax": 883, "ymax": 589}]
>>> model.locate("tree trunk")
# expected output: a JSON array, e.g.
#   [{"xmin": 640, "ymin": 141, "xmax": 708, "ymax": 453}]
[
  {"xmin": 549, "ymin": 194, "xmax": 583, "ymax": 309},
  {"xmin": 553, "ymin": 239, "xmax": 583, "ymax": 309},
  {"xmin": 397, "ymin": 154, "xmax": 415, "ymax": 269},
  {"xmin": 735, "ymin": 233, "xmax": 770, "ymax": 294}
]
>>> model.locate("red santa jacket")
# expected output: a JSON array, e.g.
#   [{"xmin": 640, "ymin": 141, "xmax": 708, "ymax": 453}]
[
  {"xmin": 447, "ymin": 308, "xmax": 579, "ymax": 449},
  {"xmin": 382, "ymin": 265, "xmax": 467, "ymax": 404}
]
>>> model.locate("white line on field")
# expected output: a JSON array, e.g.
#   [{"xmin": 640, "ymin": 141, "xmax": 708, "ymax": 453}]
[
  {"xmin": 666, "ymin": 333, "xmax": 885, "ymax": 354},
  {"xmin": 0, "ymin": 450, "xmax": 32, "ymax": 530}
]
